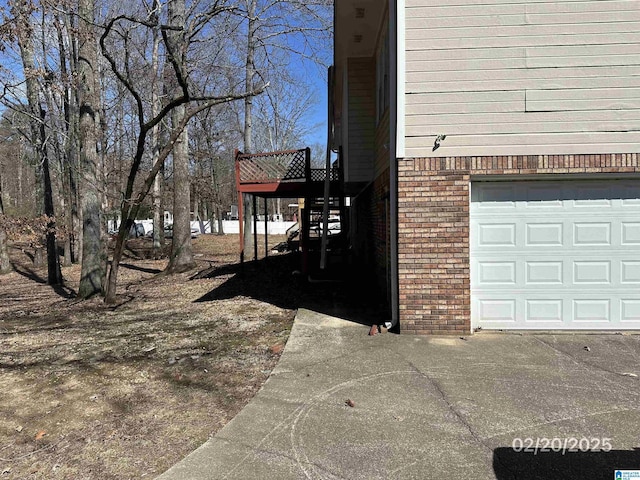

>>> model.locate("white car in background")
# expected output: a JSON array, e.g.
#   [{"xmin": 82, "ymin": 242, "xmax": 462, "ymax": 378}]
[{"xmin": 164, "ymin": 224, "xmax": 201, "ymax": 239}]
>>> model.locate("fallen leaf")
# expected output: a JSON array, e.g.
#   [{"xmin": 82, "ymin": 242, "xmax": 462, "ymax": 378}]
[
  {"xmin": 35, "ymin": 430, "xmax": 46, "ymax": 441},
  {"xmin": 621, "ymin": 372, "xmax": 638, "ymax": 378},
  {"xmin": 2, "ymin": 467, "xmax": 11, "ymax": 475},
  {"xmin": 15, "ymin": 425, "xmax": 23, "ymax": 433},
  {"xmin": 270, "ymin": 344, "xmax": 283, "ymax": 355},
  {"xmin": 583, "ymin": 346, "xmax": 591, "ymax": 352},
  {"xmin": 345, "ymin": 399, "xmax": 355, "ymax": 408}
]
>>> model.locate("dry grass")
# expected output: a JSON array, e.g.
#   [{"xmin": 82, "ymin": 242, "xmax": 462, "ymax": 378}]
[{"xmin": 0, "ymin": 234, "xmax": 295, "ymax": 479}]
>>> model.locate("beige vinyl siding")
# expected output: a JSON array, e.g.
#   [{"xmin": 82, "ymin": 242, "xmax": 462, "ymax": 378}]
[
  {"xmin": 404, "ymin": 0, "xmax": 640, "ymax": 157},
  {"xmin": 345, "ymin": 57, "xmax": 375, "ymax": 183}
]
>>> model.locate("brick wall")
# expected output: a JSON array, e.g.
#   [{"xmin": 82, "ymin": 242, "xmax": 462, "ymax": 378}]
[
  {"xmin": 353, "ymin": 168, "xmax": 391, "ymax": 315},
  {"xmin": 397, "ymin": 154, "xmax": 640, "ymax": 335}
]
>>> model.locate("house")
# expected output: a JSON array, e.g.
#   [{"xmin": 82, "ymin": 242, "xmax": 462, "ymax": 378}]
[{"xmin": 333, "ymin": 0, "xmax": 640, "ymax": 333}]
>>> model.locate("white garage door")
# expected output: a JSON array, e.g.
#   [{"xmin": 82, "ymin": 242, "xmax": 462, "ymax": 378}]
[{"xmin": 471, "ymin": 179, "xmax": 640, "ymax": 330}]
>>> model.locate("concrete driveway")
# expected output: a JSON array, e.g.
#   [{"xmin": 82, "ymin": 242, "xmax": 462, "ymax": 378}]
[{"xmin": 157, "ymin": 309, "xmax": 640, "ymax": 480}]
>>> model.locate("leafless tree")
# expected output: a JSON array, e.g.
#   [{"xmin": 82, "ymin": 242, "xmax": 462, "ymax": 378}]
[
  {"xmin": 11, "ymin": 0, "xmax": 62, "ymax": 285},
  {"xmin": 0, "ymin": 174, "xmax": 11, "ymax": 274},
  {"xmin": 99, "ymin": 2, "xmax": 267, "ymax": 301},
  {"xmin": 77, "ymin": 0, "xmax": 105, "ymax": 297},
  {"xmin": 164, "ymin": 0, "xmax": 194, "ymax": 272}
]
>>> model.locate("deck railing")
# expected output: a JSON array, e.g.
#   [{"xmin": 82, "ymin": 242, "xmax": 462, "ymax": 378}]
[{"xmin": 236, "ymin": 148, "xmax": 340, "ymax": 186}]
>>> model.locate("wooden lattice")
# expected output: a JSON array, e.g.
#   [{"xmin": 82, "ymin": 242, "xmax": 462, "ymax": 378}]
[
  {"xmin": 238, "ymin": 149, "xmax": 307, "ymax": 184},
  {"xmin": 310, "ymin": 168, "xmax": 340, "ymax": 182}
]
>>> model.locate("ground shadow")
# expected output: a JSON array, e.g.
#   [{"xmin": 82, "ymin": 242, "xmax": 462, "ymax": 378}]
[
  {"xmin": 121, "ymin": 263, "xmax": 163, "ymax": 275},
  {"xmin": 494, "ymin": 447, "xmax": 640, "ymax": 479},
  {"xmin": 11, "ymin": 262, "xmax": 47, "ymax": 284},
  {"xmin": 194, "ymin": 252, "xmax": 389, "ymax": 328},
  {"xmin": 10, "ymin": 262, "xmax": 76, "ymax": 299},
  {"xmin": 52, "ymin": 283, "xmax": 76, "ymax": 299}
]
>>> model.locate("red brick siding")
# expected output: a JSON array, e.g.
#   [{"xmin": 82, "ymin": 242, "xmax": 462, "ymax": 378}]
[
  {"xmin": 353, "ymin": 168, "xmax": 391, "ymax": 315},
  {"xmin": 373, "ymin": 168, "xmax": 390, "ymax": 284},
  {"xmin": 397, "ymin": 154, "xmax": 640, "ymax": 335}
]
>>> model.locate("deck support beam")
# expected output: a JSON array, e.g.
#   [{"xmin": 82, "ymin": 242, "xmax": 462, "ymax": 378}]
[
  {"xmin": 264, "ymin": 198, "xmax": 268, "ymax": 258},
  {"xmin": 253, "ymin": 195, "xmax": 258, "ymax": 261}
]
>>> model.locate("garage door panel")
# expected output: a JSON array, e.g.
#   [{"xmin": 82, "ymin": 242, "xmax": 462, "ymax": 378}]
[
  {"xmin": 471, "ymin": 179, "xmax": 640, "ymax": 330},
  {"xmin": 526, "ymin": 261, "xmax": 563, "ymax": 284},
  {"xmin": 573, "ymin": 222, "xmax": 611, "ymax": 245},
  {"xmin": 478, "ymin": 223, "xmax": 516, "ymax": 247},
  {"xmin": 573, "ymin": 299, "xmax": 611, "ymax": 323},
  {"xmin": 573, "ymin": 261, "xmax": 611, "ymax": 284},
  {"xmin": 622, "ymin": 222, "xmax": 640, "ymax": 244},
  {"xmin": 621, "ymin": 300, "xmax": 640, "ymax": 322},
  {"xmin": 526, "ymin": 299, "xmax": 563, "ymax": 323},
  {"xmin": 474, "ymin": 184, "xmax": 518, "ymax": 204},
  {"xmin": 478, "ymin": 262, "xmax": 517, "ymax": 285},
  {"xmin": 526, "ymin": 223, "xmax": 564, "ymax": 246},
  {"xmin": 621, "ymin": 261, "xmax": 640, "ymax": 283},
  {"xmin": 478, "ymin": 299, "xmax": 517, "ymax": 324}
]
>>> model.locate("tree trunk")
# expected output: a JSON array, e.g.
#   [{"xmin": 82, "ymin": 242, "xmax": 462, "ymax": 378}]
[
  {"xmin": 216, "ymin": 205, "xmax": 224, "ymax": 236},
  {"xmin": 78, "ymin": 0, "xmax": 105, "ymax": 298},
  {"xmin": 44, "ymin": 45, "xmax": 72, "ymax": 267},
  {"xmin": 34, "ymin": 245, "xmax": 45, "ymax": 268},
  {"xmin": 243, "ymin": 0, "xmax": 257, "ymax": 255},
  {"xmin": 193, "ymin": 185, "xmax": 199, "ymax": 222},
  {"xmin": 165, "ymin": 0, "xmax": 194, "ymax": 273},
  {"xmin": 14, "ymin": 0, "xmax": 62, "ymax": 285},
  {"xmin": 151, "ymin": 0, "xmax": 165, "ymax": 252},
  {"xmin": 152, "ymin": 169, "xmax": 164, "ymax": 249},
  {"xmin": 0, "ymin": 228, "xmax": 10, "ymax": 275},
  {"xmin": 166, "ymin": 107, "xmax": 194, "ymax": 272},
  {"xmin": 63, "ymin": 10, "xmax": 81, "ymax": 264},
  {"xmin": 40, "ymin": 109, "xmax": 63, "ymax": 285},
  {"xmin": 0, "ymin": 186, "xmax": 12, "ymax": 275},
  {"xmin": 105, "ymin": 223, "xmax": 128, "ymax": 303}
]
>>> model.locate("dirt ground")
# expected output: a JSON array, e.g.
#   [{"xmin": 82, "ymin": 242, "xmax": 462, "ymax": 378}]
[{"xmin": 0, "ymin": 234, "xmax": 296, "ymax": 479}]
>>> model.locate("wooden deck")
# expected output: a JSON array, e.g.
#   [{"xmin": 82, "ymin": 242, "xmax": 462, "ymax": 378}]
[{"xmin": 235, "ymin": 148, "xmax": 341, "ymax": 198}]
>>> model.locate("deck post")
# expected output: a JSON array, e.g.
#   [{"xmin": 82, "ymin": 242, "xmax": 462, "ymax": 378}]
[
  {"xmin": 235, "ymin": 150, "xmax": 244, "ymax": 264},
  {"xmin": 264, "ymin": 198, "xmax": 268, "ymax": 258},
  {"xmin": 253, "ymin": 195, "xmax": 258, "ymax": 261},
  {"xmin": 303, "ymin": 148, "xmax": 312, "ymax": 275}
]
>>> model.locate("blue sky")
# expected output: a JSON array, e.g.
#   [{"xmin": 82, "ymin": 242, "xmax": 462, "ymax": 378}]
[{"xmin": 0, "ymin": 0, "xmax": 332, "ymax": 152}]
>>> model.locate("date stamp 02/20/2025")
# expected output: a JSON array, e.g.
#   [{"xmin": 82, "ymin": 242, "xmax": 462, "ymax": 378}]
[
  {"xmin": 512, "ymin": 437, "xmax": 640, "ymax": 479},
  {"xmin": 512, "ymin": 437, "xmax": 612, "ymax": 455}
]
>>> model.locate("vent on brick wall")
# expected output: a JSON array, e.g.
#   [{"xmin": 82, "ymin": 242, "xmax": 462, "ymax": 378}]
[
  {"xmin": 355, "ymin": 7, "xmax": 365, "ymax": 18},
  {"xmin": 353, "ymin": 34, "xmax": 363, "ymax": 43}
]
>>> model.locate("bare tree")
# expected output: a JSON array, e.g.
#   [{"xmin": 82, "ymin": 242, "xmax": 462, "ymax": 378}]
[
  {"xmin": 77, "ymin": 0, "xmax": 105, "ymax": 297},
  {"xmin": 99, "ymin": 6, "xmax": 267, "ymax": 302},
  {"xmin": 11, "ymin": 0, "xmax": 62, "ymax": 285},
  {"xmin": 191, "ymin": 107, "xmax": 237, "ymax": 235},
  {"xmin": 149, "ymin": 0, "xmax": 165, "ymax": 252},
  {"xmin": 0, "ymin": 176, "xmax": 11, "ymax": 274},
  {"xmin": 165, "ymin": 0, "xmax": 194, "ymax": 272}
]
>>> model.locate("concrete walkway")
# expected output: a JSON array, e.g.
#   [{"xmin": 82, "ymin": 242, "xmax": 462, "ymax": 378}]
[{"xmin": 157, "ymin": 309, "xmax": 640, "ymax": 480}]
